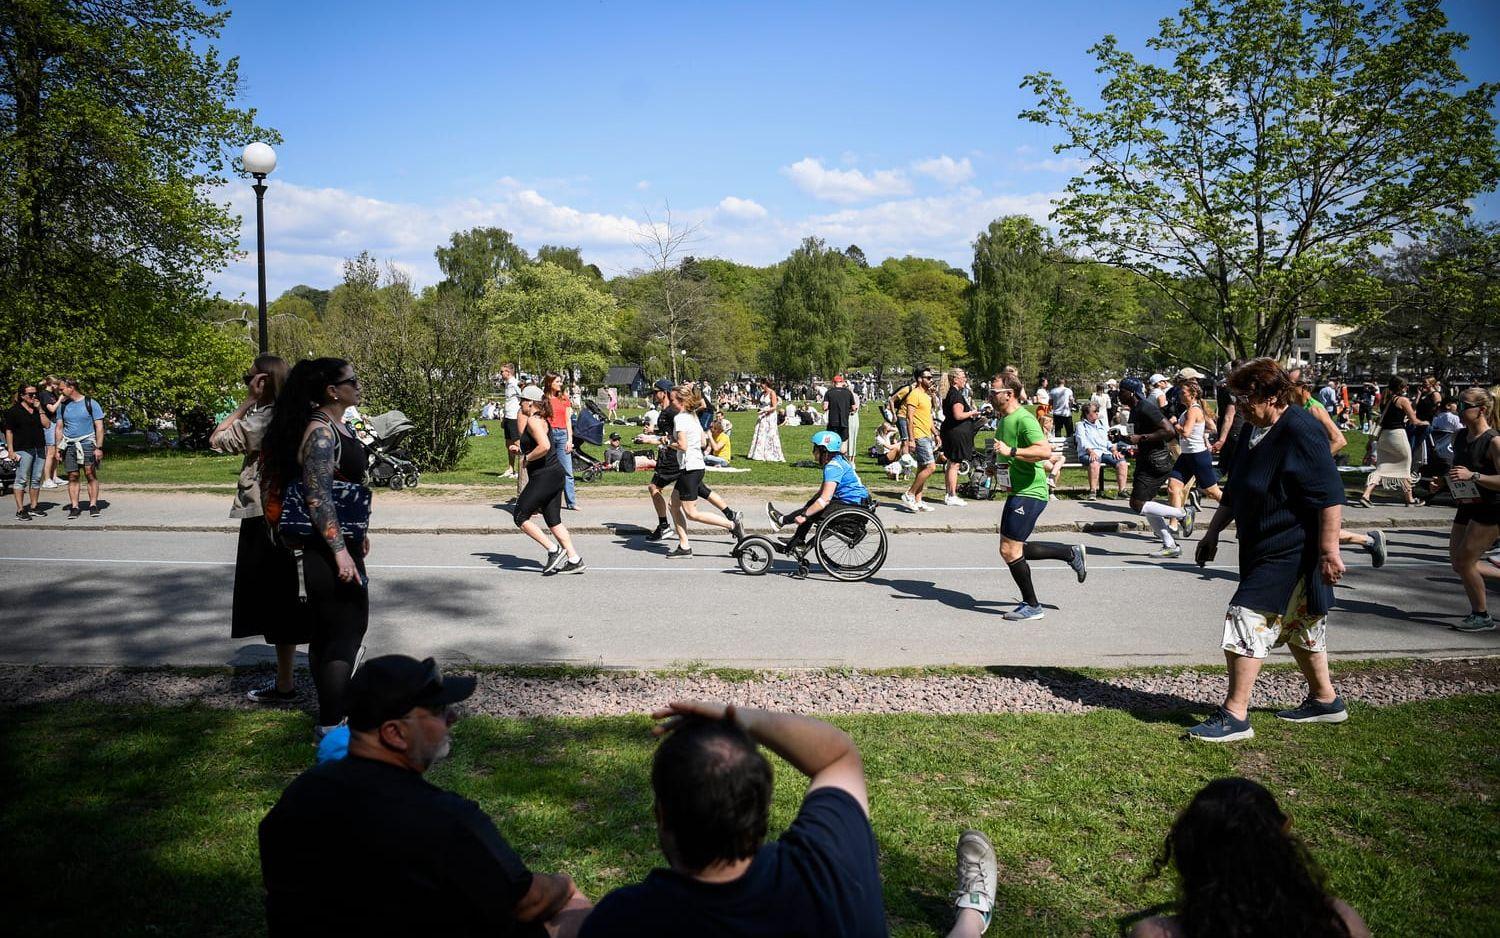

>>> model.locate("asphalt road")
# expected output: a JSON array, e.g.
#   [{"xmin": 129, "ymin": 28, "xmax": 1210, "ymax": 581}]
[{"xmin": 0, "ymin": 525, "xmax": 1491, "ymax": 668}]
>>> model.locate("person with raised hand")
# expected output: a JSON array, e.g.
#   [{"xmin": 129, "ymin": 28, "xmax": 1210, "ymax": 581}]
[{"xmin": 579, "ymin": 700, "xmax": 886, "ymax": 937}]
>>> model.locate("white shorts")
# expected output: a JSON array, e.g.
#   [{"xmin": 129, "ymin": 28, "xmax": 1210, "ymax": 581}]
[{"xmin": 1222, "ymin": 580, "xmax": 1327, "ymax": 659}]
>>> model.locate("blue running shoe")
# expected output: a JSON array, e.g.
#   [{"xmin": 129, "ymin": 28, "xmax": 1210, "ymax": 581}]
[
  {"xmin": 1003, "ymin": 603, "xmax": 1046, "ymax": 621},
  {"xmin": 1187, "ymin": 707, "xmax": 1254, "ymax": 743},
  {"xmin": 1276, "ymin": 695, "xmax": 1349, "ymax": 723}
]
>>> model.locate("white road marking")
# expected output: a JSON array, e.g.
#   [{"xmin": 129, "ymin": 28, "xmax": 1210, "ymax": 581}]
[{"xmin": 0, "ymin": 556, "xmax": 1447, "ymax": 573}]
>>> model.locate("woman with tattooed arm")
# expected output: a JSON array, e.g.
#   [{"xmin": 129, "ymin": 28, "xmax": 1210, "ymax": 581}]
[{"xmin": 263, "ymin": 358, "xmax": 372, "ymax": 742}]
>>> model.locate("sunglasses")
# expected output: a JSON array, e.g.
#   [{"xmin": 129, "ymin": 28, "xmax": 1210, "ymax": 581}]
[
  {"xmin": 1462, "ymin": 401, "xmax": 1487, "ymax": 412},
  {"xmin": 23, "ymin": 390, "xmax": 38, "ymax": 397},
  {"xmin": 333, "ymin": 376, "xmax": 360, "ymax": 389}
]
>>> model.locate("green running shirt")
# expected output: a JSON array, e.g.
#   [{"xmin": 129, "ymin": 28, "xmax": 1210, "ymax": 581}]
[{"xmin": 998, "ymin": 408, "xmax": 1049, "ymax": 501}]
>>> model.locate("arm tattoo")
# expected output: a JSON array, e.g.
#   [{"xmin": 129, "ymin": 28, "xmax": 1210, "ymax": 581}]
[{"xmin": 300, "ymin": 424, "xmax": 346, "ymax": 554}]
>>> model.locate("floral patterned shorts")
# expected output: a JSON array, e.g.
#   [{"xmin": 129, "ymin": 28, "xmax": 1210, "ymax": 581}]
[{"xmin": 1222, "ymin": 580, "xmax": 1327, "ymax": 659}]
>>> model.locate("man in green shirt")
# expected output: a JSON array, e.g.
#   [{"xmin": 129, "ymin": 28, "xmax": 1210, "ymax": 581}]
[{"xmin": 987, "ymin": 372, "xmax": 1088, "ymax": 621}]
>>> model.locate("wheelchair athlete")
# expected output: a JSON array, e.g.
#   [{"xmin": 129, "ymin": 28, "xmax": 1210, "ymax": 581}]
[{"xmin": 766, "ymin": 430, "xmax": 871, "ymax": 572}]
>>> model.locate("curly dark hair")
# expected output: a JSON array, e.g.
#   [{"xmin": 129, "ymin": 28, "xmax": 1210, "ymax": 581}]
[
  {"xmin": 1155, "ymin": 778, "xmax": 1350, "ymax": 938},
  {"xmin": 651, "ymin": 715, "xmax": 773, "ymax": 873},
  {"xmin": 263, "ymin": 358, "xmax": 349, "ymax": 488}
]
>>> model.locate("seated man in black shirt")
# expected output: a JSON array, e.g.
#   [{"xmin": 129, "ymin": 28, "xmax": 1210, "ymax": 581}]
[
  {"xmin": 258, "ymin": 655, "xmax": 590, "ymax": 936},
  {"xmin": 580, "ymin": 702, "xmax": 887, "ymax": 938}
]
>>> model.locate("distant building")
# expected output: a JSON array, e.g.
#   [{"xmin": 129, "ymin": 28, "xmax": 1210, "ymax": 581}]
[
  {"xmin": 603, "ymin": 364, "xmax": 649, "ymax": 397},
  {"xmin": 1290, "ymin": 319, "xmax": 1356, "ymax": 368}
]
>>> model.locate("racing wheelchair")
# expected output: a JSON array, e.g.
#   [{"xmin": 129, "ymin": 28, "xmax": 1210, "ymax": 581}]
[{"xmin": 732, "ymin": 498, "xmax": 889, "ymax": 581}]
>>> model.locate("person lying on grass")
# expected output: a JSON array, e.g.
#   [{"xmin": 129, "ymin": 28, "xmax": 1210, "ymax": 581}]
[
  {"xmin": 579, "ymin": 701, "xmax": 887, "ymax": 938},
  {"xmin": 259, "ymin": 655, "xmax": 591, "ymax": 937}
]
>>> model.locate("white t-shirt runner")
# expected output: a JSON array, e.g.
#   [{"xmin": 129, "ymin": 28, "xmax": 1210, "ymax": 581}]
[{"xmin": 674, "ymin": 411, "xmax": 706, "ymax": 471}]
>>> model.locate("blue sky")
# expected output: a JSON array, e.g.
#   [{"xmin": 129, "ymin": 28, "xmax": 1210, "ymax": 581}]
[{"xmin": 211, "ymin": 0, "xmax": 1500, "ymax": 299}]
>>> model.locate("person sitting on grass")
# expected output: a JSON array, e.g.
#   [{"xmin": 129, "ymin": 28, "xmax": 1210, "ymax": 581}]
[
  {"xmin": 1128, "ymin": 777, "xmax": 1369, "ymax": 938},
  {"xmin": 578, "ymin": 700, "xmax": 886, "ymax": 937},
  {"xmin": 705, "ymin": 417, "xmax": 732, "ymax": 467},
  {"xmin": 258, "ymin": 655, "xmax": 591, "ymax": 936},
  {"xmin": 765, "ymin": 429, "xmax": 871, "ymax": 577}
]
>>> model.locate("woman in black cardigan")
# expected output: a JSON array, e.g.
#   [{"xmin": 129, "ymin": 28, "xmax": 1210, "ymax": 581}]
[{"xmin": 1189, "ymin": 359, "xmax": 1348, "ymax": 743}]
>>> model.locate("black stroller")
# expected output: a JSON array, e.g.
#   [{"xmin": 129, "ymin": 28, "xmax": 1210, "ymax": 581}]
[
  {"xmin": 571, "ymin": 400, "xmax": 607, "ymax": 482},
  {"xmin": 350, "ymin": 410, "xmax": 421, "ymax": 490}
]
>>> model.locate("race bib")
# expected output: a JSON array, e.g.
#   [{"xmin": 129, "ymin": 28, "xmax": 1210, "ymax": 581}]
[
  {"xmin": 995, "ymin": 464, "xmax": 1011, "ymax": 490},
  {"xmin": 1450, "ymin": 478, "xmax": 1482, "ymax": 503}
]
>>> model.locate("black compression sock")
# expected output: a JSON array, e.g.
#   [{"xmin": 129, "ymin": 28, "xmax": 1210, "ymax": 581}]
[
  {"xmin": 1007, "ymin": 557, "xmax": 1039, "ymax": 607},
  {"xmin": 1024, "ymin": 541, "xmax": 1073, "ymax": 562},
  {"xmin": 656, "ymin": 516, "xmax": 668, "ymax": 526}
]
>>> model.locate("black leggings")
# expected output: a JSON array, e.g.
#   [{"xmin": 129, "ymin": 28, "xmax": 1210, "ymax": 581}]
[
  {"xmin": 300, "ymin": 543, "xmax": 369, "ymax": 725},
  {"xmin": 515, "ymin": 463, "xmax": 565, "ymax": 528},
  {"xmin": 788, "ymin": 497, "xmax": 856, "ymax": 548}
]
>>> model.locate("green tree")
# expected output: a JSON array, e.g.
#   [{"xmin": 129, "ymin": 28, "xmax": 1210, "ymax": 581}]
[
  {"xmin": 283, "ymin": 284, "xmax": 331, "ymax": 318},
  {"xmin": 0, "ymin": 0, "xmax": 273, "ymax": 407},
  {"xmin": 847, "ymin": 292, "xmax": 906, "ymax": 380},
  {"xmin": 766, "ymin": 237, "xmax": 851, "ymax": 379},
  {"xmin": 1346, "ymin": 222, "xmax": 1500, "ymax": 383},
  {"xmin": 481, "ymin": 262, "xmax": 619, "ymax": 378},
  {"xmin": 964, "ymin": 216, "xmax": 1054, "ymax": 380},
  {"xmin": 435, "ymin": 226, "xmax": 530, "ymax": 302},
  {"xmin": 536, "ymin": 244, "xmax": 602, "ymax": 282},
  {"xmin": 1021, "ymin": 0, "xmax": 1500, "ymax": 357}
]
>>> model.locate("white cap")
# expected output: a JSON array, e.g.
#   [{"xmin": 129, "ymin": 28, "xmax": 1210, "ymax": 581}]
[{"xmin": 1149, "ymin": 373, "xmax": 1167, "ymax": 385}]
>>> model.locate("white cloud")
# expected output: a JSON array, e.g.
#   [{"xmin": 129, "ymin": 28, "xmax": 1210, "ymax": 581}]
[
  {"xmin": 635, "ymin": 180, "xmax": 651, "ymax": 191},
  {"xmin": 782, "ymin": 157, "xmax": 912, "ymax": 203},
  {"xmin": 716, "ymin": 196, "xmax": 768, "ymax": 220},
  {"xmin": 913, "ymin": 155, "xmax": 974, "ymax": 185},
  {"xmin": 1014, "ymin": 155, "xmax": 1093, "ymax": 175},
  {"xmin": 208, "ymin": 176, "xmax": 1062, "ymax": 299}
]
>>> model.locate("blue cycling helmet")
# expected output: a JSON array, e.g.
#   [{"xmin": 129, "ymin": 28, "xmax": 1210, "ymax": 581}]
[{"xmin": 810, "ymin": 429, "xmax": 843, "ymax": 452}]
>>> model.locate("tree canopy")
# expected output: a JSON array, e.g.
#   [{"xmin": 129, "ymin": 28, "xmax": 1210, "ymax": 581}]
[{"xmin": 1021, "ymin": 0, "xmax": 1500, "ymax": 358}]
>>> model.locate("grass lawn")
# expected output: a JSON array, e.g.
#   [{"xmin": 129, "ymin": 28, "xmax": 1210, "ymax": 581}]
[
  {"xmin": 102, "ymin": 404, "xmax": 1375, "ymax": 495},
  {"xmin": 4, "ymin": 695, "xmax": 1495, "ymax": 936}
]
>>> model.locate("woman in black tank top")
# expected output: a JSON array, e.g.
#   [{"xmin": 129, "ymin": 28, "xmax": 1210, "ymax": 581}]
[
  {"xmin": 1359, "ymin": 377, "xmax": 1425, "ymax": 507},
  {"xmin": 512, "ymin": 386, "xmax": 583, "ymax": 575},
  {"xmin": 1447, "ymin": 387, "xmax": 1500, "ymax": 632},
  {"xmin": 261, "ymin": 358, "xmax": 372, "ymax": 738}
]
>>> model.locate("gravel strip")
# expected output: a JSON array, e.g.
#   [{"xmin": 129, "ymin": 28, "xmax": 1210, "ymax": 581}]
[{"xmin": 2, "ymin": 660, "xmax": 1496, "ymax": 717}]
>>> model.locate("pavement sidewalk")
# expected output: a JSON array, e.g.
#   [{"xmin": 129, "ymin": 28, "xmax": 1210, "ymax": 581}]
[{"xmin": 0, "ymin": 489, "xmax": 1451, "ymax": 536}]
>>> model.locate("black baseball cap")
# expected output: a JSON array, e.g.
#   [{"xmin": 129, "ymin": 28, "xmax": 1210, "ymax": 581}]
[
  {"xmin": 654, "ymin": 378, "xmax": 675, "ymax": 392},
  {"xmin": 345, "ymin": 655, "xmax": 476, "ymax": 731}
]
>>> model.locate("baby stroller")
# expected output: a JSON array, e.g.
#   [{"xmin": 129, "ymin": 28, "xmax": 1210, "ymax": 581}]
[
  {"xmin": 355, "ymin": 410, "xmax": 421, "ymax": 490},
  {"xmin": 571, "ymin": 400, "xmax": 607, "ymax": 483}
]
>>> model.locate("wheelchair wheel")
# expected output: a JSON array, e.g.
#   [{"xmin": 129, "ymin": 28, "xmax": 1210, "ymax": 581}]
[
  {"xmin": 813, "ymin": 505, "xmax": 887, "ymax": 581},
  {"xmin": 735, "ymin": 536, "xmax": 775, "ymax": 576}
]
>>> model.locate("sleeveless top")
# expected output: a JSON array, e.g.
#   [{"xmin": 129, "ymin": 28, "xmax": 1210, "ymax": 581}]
[
  {"xmin": 309, "ymin": 413, "xmax": 367, "ymax": 484},
  {"xmin": 1455, "ymin": 428, "xmax": 1498, "ymax": 505},
  {"xmin": 1379, "ymin": 396, "xmax": 1409, "ymax": 430},
  {"xmin": 1181, "ymin": 403, "xmax": 1209, "ymax": 453},
  {"xmin": 519, "ymin": 416, "xmax": 560, "ymax": 470}
]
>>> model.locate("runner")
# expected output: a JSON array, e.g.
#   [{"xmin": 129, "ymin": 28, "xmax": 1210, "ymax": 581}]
[
  {"xmin": 986, "ymin": 372, "xmax": 1087, "ymax": 621},
  {"xmin": 1444, "ymin": 386, "xmax": 1500, "ymax": 632},
  {"xmin": 1289, "ymin": 370, "xmax": 1387, "ymax": 567},
  {"xmin": 1118, "ymin": 378, "xmax": 1190, "ymax": 558},
  {"xmin": 664, "ymin": 385, "xmax": 739, "ymax": 560},
  {"xmin": 641, "ymin": 379, "xmax": 745, "ymax": 545},
  {"xmin": 1165, "ymin": 378, "xmax": 1222, "ymax": 517},
  {"xmin": 512, "ymin": 386, "xmax": 583, "ymax": 575}
]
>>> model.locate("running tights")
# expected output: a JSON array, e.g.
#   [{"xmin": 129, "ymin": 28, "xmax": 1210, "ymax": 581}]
[{"xmin": 1140, "ymin": 501, "xmax": 1186, "ymax": 549}]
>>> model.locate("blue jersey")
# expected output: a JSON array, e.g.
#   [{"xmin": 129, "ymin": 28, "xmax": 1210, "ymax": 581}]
[{"xmin": 822, "ymin": 455, "xmax": 869, "ymax": 504}]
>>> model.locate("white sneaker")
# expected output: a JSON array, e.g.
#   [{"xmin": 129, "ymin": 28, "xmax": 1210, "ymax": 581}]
[
  {"xmin": 41, "ymin": 479, "xmax": 60, "ymax": 489},
  {"xmin": 917, "ymin": 502, "xmax": 935, "ymax": 512},
  {"xmin": 944, "ymin": 495, "xmax": 966, "ymax": 507},
  {"xmin": 900, "ymin": 491, "xmax": 917, "ymax": 511},
  {"xmin": 952, "ymin": 829, "xmax": 997, "ymax": 934}
]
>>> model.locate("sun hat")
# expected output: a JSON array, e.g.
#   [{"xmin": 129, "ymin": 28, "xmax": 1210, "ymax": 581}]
[
  {"xmin": 520, "ymin": 385, "xmax": 544, "ymax": 402},
  {"xmin": 1174, "ymin": 367, "xmax": 1206, "ymax": 381}
]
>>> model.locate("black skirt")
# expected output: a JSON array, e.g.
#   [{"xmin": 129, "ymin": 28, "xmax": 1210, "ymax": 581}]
[{"xmin": 231, "ymin": 517, "xmax": 310, "ymax": 644}]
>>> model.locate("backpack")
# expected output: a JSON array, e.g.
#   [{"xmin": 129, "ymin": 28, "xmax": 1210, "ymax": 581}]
[
  {"xmin": 57, "ymin": 396, "xmax": 99, "ymax": 432},
  {"xmin": 618, "ymin": 449, "xmax": 637, "ymax": 473}
]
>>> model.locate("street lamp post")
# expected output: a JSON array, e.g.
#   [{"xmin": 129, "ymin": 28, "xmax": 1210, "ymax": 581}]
[
  {"xmin": 938, "ymin": 344, "xmax": 946, "ymax": 371},
  {"xmin": 242, "ymin": 142, "xmax": 278, "ymax": 355}
]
